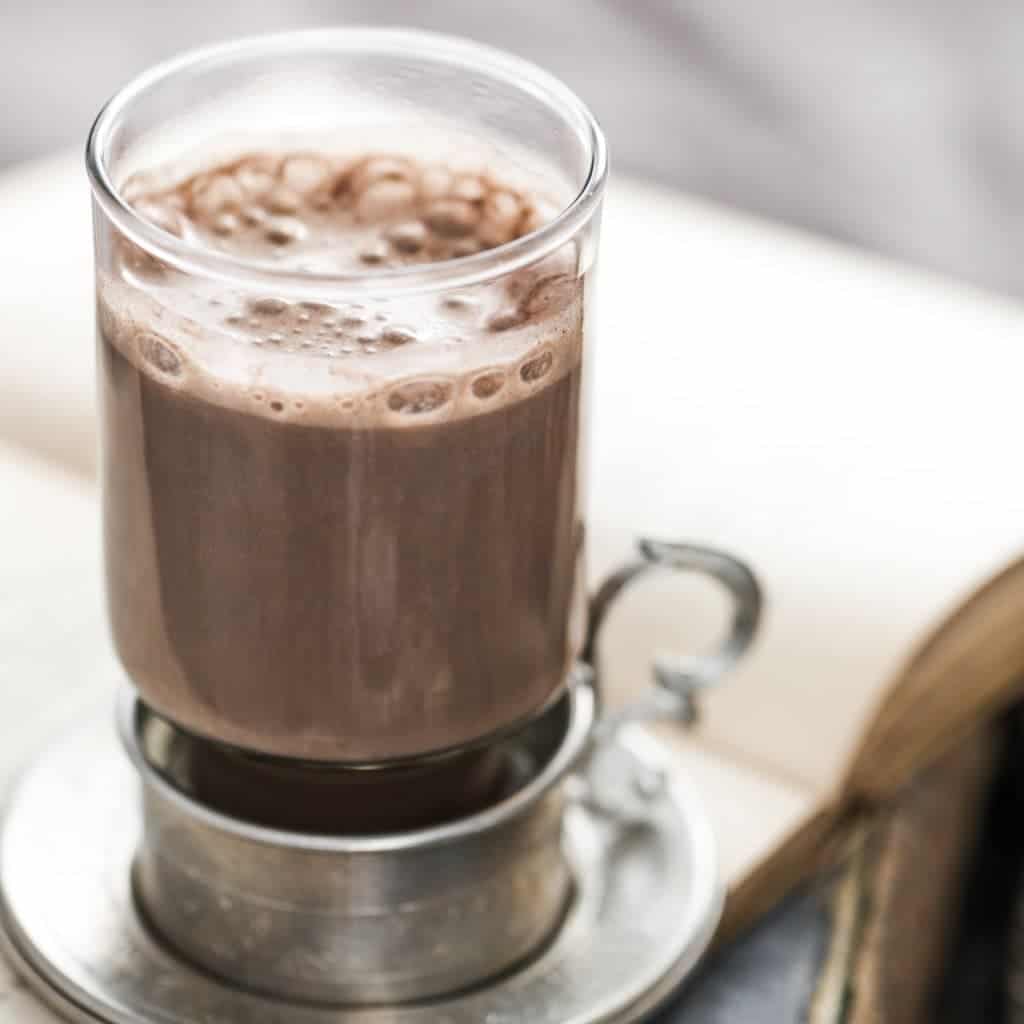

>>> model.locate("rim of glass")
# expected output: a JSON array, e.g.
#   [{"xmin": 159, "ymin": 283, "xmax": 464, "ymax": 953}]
[{"xmin": 86, "ymin": 28, "xmax": 607, "ymax": 299}]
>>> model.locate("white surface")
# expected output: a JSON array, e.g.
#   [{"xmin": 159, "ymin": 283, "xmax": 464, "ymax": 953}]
[
  {"xmin": 0, "ymin": 448, "xmax": 110, "ymax": 1023},
  {"xmin": 3, "ymin": 150, "xmax": 1024, "ymax": 1016}
]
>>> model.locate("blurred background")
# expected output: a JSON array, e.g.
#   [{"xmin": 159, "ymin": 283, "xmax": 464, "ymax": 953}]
[{"xmin": 6, "ymin": 0, "xmax": 1024, "ymax": 298}]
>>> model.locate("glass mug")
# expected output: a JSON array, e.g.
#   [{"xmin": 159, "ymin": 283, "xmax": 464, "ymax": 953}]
[{"xmin": 87, "ymin": 30, "xmax": 606, "ymax": 763}]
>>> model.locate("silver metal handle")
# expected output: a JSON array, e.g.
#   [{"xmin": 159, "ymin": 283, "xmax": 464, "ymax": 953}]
[{"xmin": 576, "ymin": 538, "xmax": 763, "ymax": 822}]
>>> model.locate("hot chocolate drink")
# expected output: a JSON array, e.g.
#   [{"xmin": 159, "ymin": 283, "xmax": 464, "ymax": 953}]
[{"xmin": 99, "ymin": 150, "xmax": 587, "ymax": 763}]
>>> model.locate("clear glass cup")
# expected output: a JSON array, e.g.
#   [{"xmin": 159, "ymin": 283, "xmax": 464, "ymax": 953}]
[{"xmin": 87, "ymin": 29, "xmax": 606, "ymax": 764}]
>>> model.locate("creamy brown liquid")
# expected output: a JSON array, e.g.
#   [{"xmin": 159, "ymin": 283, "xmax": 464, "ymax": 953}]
[{"xmin": 99, "ymin": 151, "xmax": 586, "ymax": 763}]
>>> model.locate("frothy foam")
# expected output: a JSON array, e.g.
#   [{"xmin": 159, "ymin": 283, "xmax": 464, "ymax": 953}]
[{"xmin": 101, "ymin": 149, "xmax": 583, "ymax": 428}]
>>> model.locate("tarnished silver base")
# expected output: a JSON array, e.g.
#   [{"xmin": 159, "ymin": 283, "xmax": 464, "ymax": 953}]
[{"xmin": 0, "ymin": 706, "xmax": 720, "ymax": 1023}]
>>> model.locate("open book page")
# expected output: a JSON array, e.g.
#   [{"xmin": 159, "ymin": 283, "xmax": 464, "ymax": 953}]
[
  {"xmin": 592, "ymin": 180, "xmax": 1024, "ymax": 804},
  {"xmin": 845, "ymin": 556, "xmax": 1024, "ymax": 803}
]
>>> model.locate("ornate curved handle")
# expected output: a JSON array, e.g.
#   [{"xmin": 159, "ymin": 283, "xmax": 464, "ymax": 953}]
[{"xmin": 576, "ymin": 538, "xmax": 763, "ymax": 822}]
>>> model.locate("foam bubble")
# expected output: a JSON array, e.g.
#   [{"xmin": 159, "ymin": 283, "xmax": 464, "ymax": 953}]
[
  {"xmin": 264, "ymin": 217, "xmax": 307, "ymax": 245},
  {"xmin": 241, "ymin": 205, "xmax": 268, "ymax": 226},
  {"xmin": 486, "ymin": 309, "xmax": 524, "ymax": 333},
  {"xmin": 359, "ymin": 242, "xmax": 388, "ymax": 265},
  {"xmin": 379, "ymin": 326, "xmax": 418, "ymax": 348},
  {"xmin": 192, "ymin": 175, "xmax": 245, "ymax": 218},
  {"xmin": 472, "ymin": 371, "xmax": 505, "ymax": 399},
  {"xmin": 212, "ymin": 212, "xmax": 239, "ymax": 236},
  {"xmin": 523, "ymin": 274, "xmax": 575, "ymax": 319},
  {"xmin": 248, "ymin": 297, "xmax": 289, "ymax": 316},
  {"xmin": 441, "ymin": 294, "xmax": 480, "ymax": 312},
  {"xmin": 282, "ymin": 155, "xmax": 332, "ymax": 193},
  {"xmin": 452, "ymin": 239, "xmax": 482, "ymax": 258},
  {"xmin": 266, "ymin": 186, "xmax": 301, "ymax": 215},
  {"xmin": 387, "ymin": 379, "xmax": 453, "ymax": 415},
  {"xmin": 504, "ymin": 272, "xmax": 532, "ymax": 301},
  {"xmin": 424, "ymin": 198, "xmax": 478, "ymax": 238},
  {"xmin": 355, "ymin": 156, "xmax": 413, "ymax": 189},
  {"xmin": 137, "ymin": 333, "xmax": 183, "ymax": 377},
  {"xmin": 235, "ymin": 159, "xmax": 277, "ymax": 198},
  {"xmin": 479, "ymin": 190, "xmax": 522, "ymax": 247},
  {"xmin": 418, "ymin": 165, "xmax": 452, "ymax": 200},
  {"xmin": 358, "ymin": 179, "xmax": 415, "ymax": 221},
  {"xmin": 452, "ymin": 174, "xmax": 486, "ymax": 202},
  {"xmin": 520, "ymin": 349, "xmax": 553, "ymax": 383},
  {"xmin": 387, "ymin": 221, "xmax": 427, "ymax": 254}
]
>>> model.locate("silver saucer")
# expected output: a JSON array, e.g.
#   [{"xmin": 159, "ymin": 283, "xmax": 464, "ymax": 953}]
[{"xmin": 0, "ymin": 705, "xmax": 720, "ymax": 1024}]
